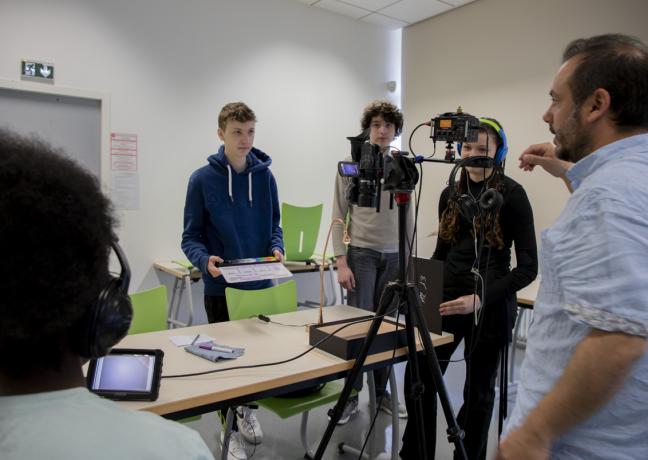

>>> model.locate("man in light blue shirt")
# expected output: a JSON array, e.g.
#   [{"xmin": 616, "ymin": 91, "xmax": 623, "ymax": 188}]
[{"xmin": 499, "ymin": 34, "xmax": 648, "ymax": 459}]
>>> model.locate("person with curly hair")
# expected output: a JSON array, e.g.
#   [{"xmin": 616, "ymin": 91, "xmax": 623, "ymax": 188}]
[
  {"xmin": 331, "ymin": 100, "xmax": 411, "ymax": 424},
  {"xmin": 0, "ymin": 128, "xmax": 213, "ymax": 459},
  {"xmin": 400, "ymin": 118, "xmax": 538, "ymax": 459}
]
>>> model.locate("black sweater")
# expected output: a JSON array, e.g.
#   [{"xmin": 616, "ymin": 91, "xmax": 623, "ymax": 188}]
[{"xmin": 433, "ymin": 174, "xmax": 538, "ymax": 333}]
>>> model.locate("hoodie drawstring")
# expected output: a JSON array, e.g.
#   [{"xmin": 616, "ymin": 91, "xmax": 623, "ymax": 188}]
[
  {"xmin": 248, "ymin": 173, "xmax": 253, "ymax": 207},
  {"xmin": 226, "ymin": 164, "xmax": 253, "ymax": 207},
  {"xmin": 227, "ymin": 165, "xmax": 234, "ymax": 202}
]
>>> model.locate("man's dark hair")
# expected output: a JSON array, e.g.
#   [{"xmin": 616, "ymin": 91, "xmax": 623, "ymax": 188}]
[
  {"xmin": 563, "ymin": 33, "xmax": 648, "ymax": 128},
  {"xmin": 361, "ymin": 100, "xmax": 404, "ymax": 137},
  {"xmin": 0, "ymin": 129, "xmax": 116, "ymax": 377},
  {"xmin": 218, "ymin": 102, "xmax": 257, "ymax": 130}
]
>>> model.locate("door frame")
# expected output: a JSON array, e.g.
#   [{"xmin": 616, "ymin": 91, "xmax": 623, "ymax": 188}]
[{"xmin": 0, "ymin": 78, "xmax": 111, "ymax": 190}]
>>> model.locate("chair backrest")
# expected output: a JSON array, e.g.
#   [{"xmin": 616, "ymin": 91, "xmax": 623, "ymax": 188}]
[
  {"xmin": 128, "ymin": 285, "xmax": 168, "ymax": 334},
  {"xmin": 225, "ymin": 280, "xmax": 298, "ymax": 321},
  {"xmin": 281, "ymin": 203, "xmax": 323, "ymax": 262}
]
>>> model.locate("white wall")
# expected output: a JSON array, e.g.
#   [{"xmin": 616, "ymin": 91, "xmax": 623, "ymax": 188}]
[
  {"xmin": 0, "ymin": 0, "xmax": 401, "ymax": 294},
  {"xmin": 403, "ymin": 0, "xmax": 648, "ymax": 258}
]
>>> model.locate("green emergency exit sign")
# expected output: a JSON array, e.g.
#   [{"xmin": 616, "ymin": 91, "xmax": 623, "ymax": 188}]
[{"xmin": 21, "ymin": 60, "xmax": 55, "ymax": 82}]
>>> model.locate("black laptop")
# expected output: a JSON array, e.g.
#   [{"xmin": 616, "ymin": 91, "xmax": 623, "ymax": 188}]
[{"xmin": 412, "ymin": 257, "xmax": 444, "ymax": 335}]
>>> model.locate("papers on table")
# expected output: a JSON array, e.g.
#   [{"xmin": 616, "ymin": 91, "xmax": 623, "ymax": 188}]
[
  {"xmin": 169, "ymin": 334, "xmax": 214, "ymax": 347},
  {"xmin": 219, "ymin": 261, "xmax": 293, "ymax": 283}
]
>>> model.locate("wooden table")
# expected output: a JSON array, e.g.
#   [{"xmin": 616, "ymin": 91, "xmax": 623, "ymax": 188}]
[
  {"xmin": 283, "ymin": 260, "xmax": 340, "ymax": 306},
  {"xmin": 510, "ymin": 277, "xmax": 540, "ymax": 386},
  {"xmin": 117, "ymin": 305, "xmax": 453, "ymax": 419},
  {"xmin": 516, "ymin": 277, "xmax": 539, "ymax": 308},
  {"xmin": 154, "ymin": 260, "xmax": 340, "ymax": 327},
  {"xmin": 153, "ymin": 261, "xmax": 202, "ymax": 328}
]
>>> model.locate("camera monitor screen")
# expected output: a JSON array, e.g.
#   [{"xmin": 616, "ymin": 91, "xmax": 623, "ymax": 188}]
[
  {"xmin": 338, "ymin": 161, "xmax": 359, "ymax": 177},
  {"xmin": 87, "ymin": 348, "xmax": 164, "ymax": 401}
]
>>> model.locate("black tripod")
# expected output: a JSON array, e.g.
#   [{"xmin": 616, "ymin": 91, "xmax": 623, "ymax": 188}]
[{"xmin": 314, "ymin": 191, "xmax": 467, "ymax": 460}]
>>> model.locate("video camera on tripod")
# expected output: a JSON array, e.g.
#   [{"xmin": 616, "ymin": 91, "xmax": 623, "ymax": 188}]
[
  {"xmin": 337, "ymin": 130, "xmax": 420, "ymax": 210},
  {"xmin": 337, "ymin": 109, "xmax": 482, "ymax": 210},
  {"xmin": 336, "ymin": 132, "xmax": 422, "ymax": 211}
]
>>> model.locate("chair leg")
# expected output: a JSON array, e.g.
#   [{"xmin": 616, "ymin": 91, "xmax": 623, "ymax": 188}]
[
  {"xmin": 221, "ymin": 408, "xmax": 235, "ymax": 460},
  {"xmin": 388, "ymin": 367, "xmax": 399, "ymax": 460},
  {"xmin": 300, "ymin": 411, "xmax": 315, "ymax": 459}
]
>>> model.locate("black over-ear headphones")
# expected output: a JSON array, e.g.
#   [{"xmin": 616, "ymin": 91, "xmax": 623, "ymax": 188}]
[
  {"xmin": 74, "ymin": 241, "xmax": 133, "ymax": 359},
  {"xmin": 448, "ymin": 156, "xmax": 503, "ymax": 222}
]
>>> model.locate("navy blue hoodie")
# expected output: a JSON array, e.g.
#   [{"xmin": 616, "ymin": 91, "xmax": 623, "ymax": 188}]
[{"xmin": 181, "ymin": 146, "xmax": 284, "ymax": 296}]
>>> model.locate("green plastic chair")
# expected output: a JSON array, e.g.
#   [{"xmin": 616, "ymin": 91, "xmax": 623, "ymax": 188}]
[
  {"xmin": 224, "ymin": 280, "xmax": 351, "ymax": 458},
  {"xmin": 128, "ymin": 285, "xmax": 201, "ymax": 423},
  {"xmin": 128, "ymin": 286, "xmax": 168, "ymax": 335},
  {"xmin": 281, "ymin": 202, "xmax": 322, "ymax": 262},
  {"xmin": 281, "ymin": 202, "xmax": 338, "ymax": 306},
  {"xmin": 226, "ymin": 279, "xmax": 298, "ymax": 319}
]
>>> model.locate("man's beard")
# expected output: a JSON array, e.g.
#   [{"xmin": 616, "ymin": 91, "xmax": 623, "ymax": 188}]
[{"xmin": 553, "ymin": 107, "xmax": 592, "ymax": 163}]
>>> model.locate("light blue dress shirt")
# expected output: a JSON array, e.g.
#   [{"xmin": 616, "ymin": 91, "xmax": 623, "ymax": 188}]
[{"xmin": 505, "ymin": 134, "xmax": 648, "ymax": 459}]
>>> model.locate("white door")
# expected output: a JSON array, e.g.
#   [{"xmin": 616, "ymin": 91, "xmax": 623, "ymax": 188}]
[{"xmin": 0, "ymin": 87, "xmax": 101, "ymax": 177}]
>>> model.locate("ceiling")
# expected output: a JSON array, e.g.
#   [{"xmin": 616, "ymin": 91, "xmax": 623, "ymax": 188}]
[{"xmin": 294, "ymin": 0, "xmax": 477, "ymax": 29}]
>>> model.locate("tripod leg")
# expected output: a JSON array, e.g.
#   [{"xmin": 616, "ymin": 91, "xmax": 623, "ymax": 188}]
[
  {"xmin": 401, "ymin": 293, "xmax": 430, "ymax": 459},
  {"xmin": 406, "ymin": 286, "xmax": 468, "ymax": 460},
  {"xmin": 313, "ymin": 282, "xmax": 399, "ymax": 460}
]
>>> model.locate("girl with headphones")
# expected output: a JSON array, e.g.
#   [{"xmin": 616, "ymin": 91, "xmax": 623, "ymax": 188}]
[{"xmin": 401, "ymin": 119, "xmax": 538, "ymax": 459}]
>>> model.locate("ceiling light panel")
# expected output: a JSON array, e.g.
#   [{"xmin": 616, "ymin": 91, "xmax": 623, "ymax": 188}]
[{"xmin": 380, "ymin": 0, "xmax": 452, "ymax": 23}]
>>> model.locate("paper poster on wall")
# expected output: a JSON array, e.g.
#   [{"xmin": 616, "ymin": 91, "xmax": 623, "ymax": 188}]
[
  {"xmin": 110, "ymin": 132, "xmax": 137, "ymax": 172},
  {"xmin": 110, "ymin": 132, "xmax": 139, "ymax": 210},
  {"xmin": 112, "ymin": 171, "xmax": 140, "ymax": 210}
]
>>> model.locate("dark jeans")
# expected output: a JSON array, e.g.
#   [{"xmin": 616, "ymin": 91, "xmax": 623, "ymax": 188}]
[
  {"xmin": 400, "ymin": 314, "xmax": 502, "ymax": 460},
  {"xmin": 346, "ymin": 245, "xmax": 399, "ymax": 398},
  {"xmin": 204, "ymin": 295, "xmax": 237, "ymax": 430},
  {"xmin": 204, "ymin": 295, "xmax": 229, "ymax": 323}
]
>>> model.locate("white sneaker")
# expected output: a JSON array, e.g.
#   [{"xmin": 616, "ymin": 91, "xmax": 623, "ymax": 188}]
[
  {"xmin": 378, "ymin": 393, "xmax": 408, "ymax": 419},
  {"xmin": 335, "ymin": 397, "xmax": 359, "ymax": 425},
  {"xmin": 220, "ymin": 431, "xmax": 248, "ymax": 460},
  {"xmin": 236, "ymin": 406, "xmax": 263, "ymax": 445}
]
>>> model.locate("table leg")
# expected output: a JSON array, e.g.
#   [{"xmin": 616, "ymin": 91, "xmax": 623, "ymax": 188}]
[
  {"xmin": 184, "ymin": 274, "xmax": 194, "ymax": 327},
  {"xmin": 167, "ymin": 278, "xmax": 181, "ymax": 329}
]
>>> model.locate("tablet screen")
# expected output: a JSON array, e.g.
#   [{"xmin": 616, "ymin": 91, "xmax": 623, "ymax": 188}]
[
  {"xmin": 87, "ymin": 348, "xmax": 163, "ymax": 401},
  {"xmin": 90, "ymin": 354, "xmax": 155, "ymax": 392}
]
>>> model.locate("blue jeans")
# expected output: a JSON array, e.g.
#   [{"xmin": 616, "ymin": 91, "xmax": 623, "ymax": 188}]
[{"xmin": 346, "ymin": 245, "xmax": 399, "ymax": 397}]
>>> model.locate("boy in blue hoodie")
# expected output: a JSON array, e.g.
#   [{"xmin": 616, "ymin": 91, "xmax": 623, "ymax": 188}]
[{"xmin": 181, "ymin": 102, "xmax": 284, "ymax": 458}]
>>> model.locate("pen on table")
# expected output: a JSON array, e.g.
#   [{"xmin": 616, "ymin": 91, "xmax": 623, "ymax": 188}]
[
  {"xmin": 199, "ymin": 343, "xmax": 234, "ymax": 353},
  {"xmin": 189, "ymin": 334, "xmax": 200, "ymax": 346}
]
